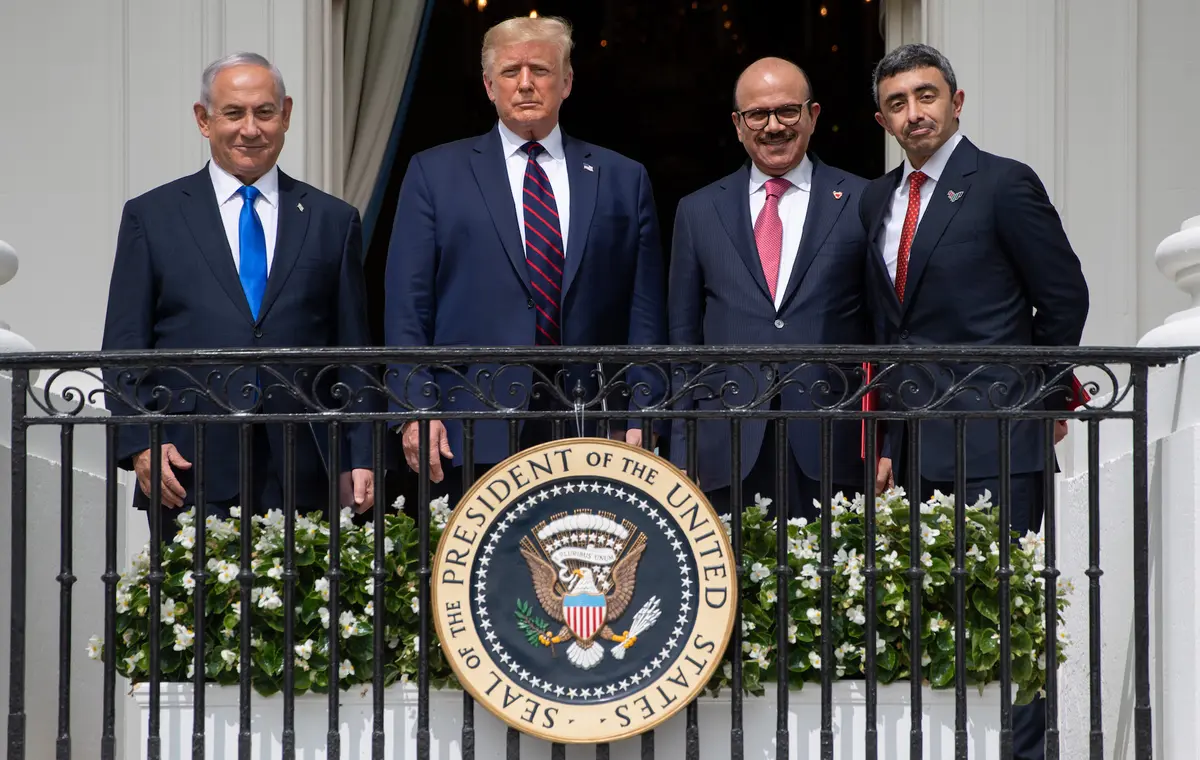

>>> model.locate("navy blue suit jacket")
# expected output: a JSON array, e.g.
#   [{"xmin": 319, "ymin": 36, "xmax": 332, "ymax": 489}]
[
  {"xmin": 101, "ymin": 165, "xmax": 374, "ymax": 508},
  {"xmin": 384, "ymin": 125, "xmax": 667, "ymax": 465},
  {"xmin": 858, "ymin": 137, "xmax": 1089, "ymax": 481},
  {"xmin": 669, "ymin": 157, "xmax": 872, "ymax": 492}
]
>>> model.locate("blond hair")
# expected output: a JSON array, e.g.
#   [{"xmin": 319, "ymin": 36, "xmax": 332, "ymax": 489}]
[{"xmin": 481, "ymin": 15, "xmax": 574, "ymax": 75}]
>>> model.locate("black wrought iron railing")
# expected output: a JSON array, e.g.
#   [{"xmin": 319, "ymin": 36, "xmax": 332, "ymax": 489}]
[{"xmin": 0, "ymin": 345, "xmax": 1188, "ymax": 760}]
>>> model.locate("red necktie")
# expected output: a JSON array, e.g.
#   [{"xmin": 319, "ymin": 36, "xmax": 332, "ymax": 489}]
[
  {"xmin": 520, "ymin": 141, "xmax": 564, "ymax": 345},
  {"xmin": 894, "ymin": 170, "xmax": 928, "ymax": 302},
  {"xmin": 754, "ymin": 177, "xmax": 791, "ymax": 301}
]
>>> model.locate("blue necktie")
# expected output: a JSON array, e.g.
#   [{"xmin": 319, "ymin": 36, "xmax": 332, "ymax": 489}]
[
  {"xmin": 237, "ymin": 185, "xmax": 268, "ymax": 319},
  {"xmin": 520, "ymin": 141, "xmax": 564, "ymax": 345}
]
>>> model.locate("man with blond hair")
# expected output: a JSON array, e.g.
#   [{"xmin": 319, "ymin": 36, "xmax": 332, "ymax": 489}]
[{"xmin": 384, "ymin": 15, "xmax": 667, "ymax": 502}]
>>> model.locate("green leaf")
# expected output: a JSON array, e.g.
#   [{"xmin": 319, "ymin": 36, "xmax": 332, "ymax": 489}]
[
  {"xmin": 930, "ymin": 657, "xmax": 955, "ymax": 688},
  {"xmin": 971, "ymin": 590, "xmax": 1000, "ymax": 625}
]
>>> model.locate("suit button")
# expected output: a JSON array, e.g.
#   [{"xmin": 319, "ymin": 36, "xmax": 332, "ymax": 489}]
[
  {"xmin": 774, "ymin": 319, "xmax": 784, "ymax": 329},
  {"xmin": 527, "ymin": 298, "xmax": 534, "ymax": 309},
  {"xmin": 899, "ymin": 330, "xmax": 909, "ymax": 340},
  {"xmin": 254, "ymin": 327, "xmax": 263, "ymax": 338}
]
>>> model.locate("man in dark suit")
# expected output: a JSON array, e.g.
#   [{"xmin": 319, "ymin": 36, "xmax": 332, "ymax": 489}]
[
  {"xmin": 669, "ymin": 57, "xmax": 871, "ymax": 520},
  {"xmin": 101, "ymin": 53, "xmax": 375, "ymax": 545},
  {"xmin": 384, "ymin": 15, "xmax": 666, "ymax": 501},
  {"xmin": 859, "ymin": 44, "xmax": 1089, "ymax": 760}
]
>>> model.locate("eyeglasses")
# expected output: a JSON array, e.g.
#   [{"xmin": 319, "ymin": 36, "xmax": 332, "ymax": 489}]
[{"xmin": 737, "ymin": 100, "xmax": 812, "ymax": 130}]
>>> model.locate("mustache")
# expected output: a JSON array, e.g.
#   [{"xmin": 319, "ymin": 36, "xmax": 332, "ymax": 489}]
[
  {"xmin": 905, "ymin": 121, "xmax": 937, "ymax": 136},
  {"xmin": 756, "ymin": 130, "xmax": 796, "ymax": 145}
]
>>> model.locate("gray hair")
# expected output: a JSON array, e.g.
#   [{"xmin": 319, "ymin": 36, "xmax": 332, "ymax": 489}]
[
  {"xmin": 200, "ymin": 52, "xmax": 286, "ymax": 111},
  {"xmin": 871, "ymin": 43, "xmax": 957, "ymax": 107},
  {"xmin": 481, "ymin": 15, "xmax": 574, "ymax": 75}
]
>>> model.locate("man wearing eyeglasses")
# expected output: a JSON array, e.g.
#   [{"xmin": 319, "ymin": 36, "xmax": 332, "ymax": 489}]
[{"xmin": 668, "ymin": 57, "xmax": 872, "ymax": 519}]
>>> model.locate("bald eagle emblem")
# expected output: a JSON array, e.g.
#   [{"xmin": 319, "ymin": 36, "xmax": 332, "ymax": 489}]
[{"xmin": 516, "ymin": 510, "xmax": 662, "ymax": 670}]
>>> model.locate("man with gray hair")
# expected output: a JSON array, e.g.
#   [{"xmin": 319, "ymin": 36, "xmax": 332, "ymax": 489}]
[
  {"xmin": 384, "ymin": 15, "xmax": 667, "ymax": 504},
  {"xmin": 859, "ymin": 42, "xmax": 1089, "ymax": 760},
  {"xmin": 101, "ymin": 52, "xmax": 375, "ymax": 545}
]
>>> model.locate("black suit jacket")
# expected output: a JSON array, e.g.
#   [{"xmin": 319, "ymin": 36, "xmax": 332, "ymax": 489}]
[
  {"xmin": 858, "ymin": 137, "xmax": 1089, "ymax": 481},
  {"xmin": 669, "ymin": 156, "xmax": 873, "ymax": 491},
  {"xmin": 101, "ymin": 165, "xmax": 374, "ymax": 508}
]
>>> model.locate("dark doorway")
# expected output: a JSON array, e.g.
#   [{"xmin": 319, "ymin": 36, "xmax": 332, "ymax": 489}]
[{"xmin": 364, "ymin": 0, "xmax": 886, "ymax": 343}]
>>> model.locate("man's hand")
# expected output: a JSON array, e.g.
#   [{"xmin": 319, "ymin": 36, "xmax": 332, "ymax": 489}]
[
  {"xmin": 1054, "ymin": 420, "xmax": 1069, "ymax": 445},
  {"xmin": 339, "ymin": 469, "xmax": 375, "ymax": 513},
  {"xmin": 134, "ymin": 444, "xmax": 192, "ymax": 508},
  {"xmin": 875, "ymin": 457, "xmax": 894, "ymax": 495},
  {"xmin": 403, "ymin": 421, "xmax": 453, "ymax": 482},
  {"xmin": 611, "ymin": 428, "xmax": 658, "ymax": 450}
]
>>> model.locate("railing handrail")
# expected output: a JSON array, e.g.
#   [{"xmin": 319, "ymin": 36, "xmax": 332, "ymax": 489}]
[{"xmin": 0, "ymin": 343, "xmax": 1193, "ymax": 369}]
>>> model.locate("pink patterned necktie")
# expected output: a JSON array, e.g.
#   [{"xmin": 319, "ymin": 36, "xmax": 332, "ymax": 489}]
[{"xmin": 754, "ymin": 177, "xmax": 791, "ymax": 301}]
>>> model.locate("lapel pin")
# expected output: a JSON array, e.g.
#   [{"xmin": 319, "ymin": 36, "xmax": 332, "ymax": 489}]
[
  {"xmin": 297, "ymin": 202, "xmax": 305, "ymax": 212},
  {"xmin": 947, "ymin": 190, "xmax": 964, "ymax": 203},
  {"xmin": 583, "ymin": 163, "xmax": 594, "ymax": 172},
  {"xmin": 832, "ymin": 190, "xmax": 843, "ymax": 199}
]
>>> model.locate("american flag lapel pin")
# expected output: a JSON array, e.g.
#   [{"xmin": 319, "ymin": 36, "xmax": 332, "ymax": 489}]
[
  {"xmin": 297, "ymin": 202, "xmax": 305, "ymax": 212},
  {"xmin": 583, "ymin": 163, "xmax": 594, "ymax": 172}
]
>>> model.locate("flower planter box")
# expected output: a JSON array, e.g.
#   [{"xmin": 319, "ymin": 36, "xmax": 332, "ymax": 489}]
[{"xmin": 132, "ymin": 681, "xmax": 1002, "ymax": 759}]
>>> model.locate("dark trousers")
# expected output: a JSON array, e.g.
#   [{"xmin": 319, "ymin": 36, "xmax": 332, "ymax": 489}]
[
  {"xmin": 704, "ymin": 427, "xmax": 859, "ymax": 522},
  {"xmin": 914, "ymin": 471, "xmax": 1047, "ymax": 760}
]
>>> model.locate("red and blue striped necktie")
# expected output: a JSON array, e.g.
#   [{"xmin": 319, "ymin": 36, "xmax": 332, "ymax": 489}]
[{"xmin": 520, "ymin": 141, "xmax": 564, "ymax": 345}]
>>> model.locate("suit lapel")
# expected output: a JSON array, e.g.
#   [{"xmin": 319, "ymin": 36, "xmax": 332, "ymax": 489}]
[
  {"xmin": 900, "ymin": 139, "xmax": 977, "ymax": 316},
  {"xmin": 865, "ymin": 167, "xmax": 904, "ymax": 321},
  {"xmin": 561, "ymin": 134, "xmax": 597, "ymax": 297},
  {"xmin": 714, "ymin": 166, "xmax": 774, "ymax": 303},
  {"xmin": 257, "ymin": 171, "xmax": 309, "ymax": 323},
  {"xmin": 179, "ymin": 167, "xmax": 255, "ymax": 323},
  {"xmin": 778, "ymin": 158, "xmax": 849, "ymax": 309},
  {"xmin": 469, "ymin": 128, "xmax": 532, "ymax": 296}
]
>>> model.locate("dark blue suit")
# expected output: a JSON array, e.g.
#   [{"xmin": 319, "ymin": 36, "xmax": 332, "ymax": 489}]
[
  {"xmin": 859, "ymin": 137, "xmax": 1088, "ymax": 489},
  {"xmin": 669, "ymin": 157, "xmax": 872, "ymax": 513},
  {"xmin": 384, "ymin": 125, "xmax": 667, "ymax": 467},
  {"xmin": 101, "ymin": 165, "xmax": 373, "ymax": 518}
]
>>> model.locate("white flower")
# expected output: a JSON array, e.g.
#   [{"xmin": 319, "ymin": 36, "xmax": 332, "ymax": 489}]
[
  {"xmin": 266, "ymin": 559, "xmax": 283, "ymax": 581},
  {"xmin": 753, "ymin": 493, "xmax": 773, "ymax": 509},
  {"xmin": 173, "ymin": 526, "xmax": 196, "ymax": 550},
  {"xmin": 808, "ymin": 651, "xmax": 821, "ymax": 668},
  {"xmin": 340, "ymin": 610, "xmax": 359, "ymax": 638},
  {"xmin": 231, "ymin": 601, "xmax": 242, "ymax": 619},
  {"xmin": 920, "ymin": 525, "xmax": 941, "ymax": 545},
  {"xmin": 1057, "ymin": 630, "xmax": 1071, "ymax": 646},
  {"xmin": 217, "ymin": 562, "xmax": 239, "ymax": 585},
  {"xmin": 315, "ymin": 577, "xmax": 331, "ymax": 602},
  {"xmin": 806, "ymin": 608, "xmax": 821, "ymax": 625},
  {"xmin": 410, "ymin": 596, "xmax": 420, "ymax": 614},
  {"xmin": 256, "ymin": 587, "xmax": 283, "ymax": 610},
  {"xmin": 187, "ymin": 661, "xmax": 195, "ymax": 679},
  {"xmin": 364, "ymin": 578, "xmax": 375, "ymax": 597},
  {"xmin": 749, "ymin": 562, "xmax": 770, "ymax": 582},
  {"xmin": 229, "ymin": 506, "xmax": 241, "ymax": 518},
  {"xmin": 115, "ymin": 590, "xmax": 131, "ymax": 614},
  {"xmin": 221, "ymin": 649, "xmax": 237, "ymax": 666},
  {"xmin": 160, "ymin": 598, "xmax": 177, "ymax": 625},
  {"xmin": 339, "ymin": 660, "xmax": 355, "ymax": 679},
  {"xmin": 787, "ymin": 621, "xmax": 798, "ymax": 644},
  {"xmin": 295, "ymin": 639, "xmax": 314, "ymax": 661},
  {"xmin": 86, "ymin": 635, "xmax": 102, "ymax": 661},
  {"xmin": 318, "ymin": 607, "xmax": 330, "ymax": 629},
  {"xmin": 920, "ymin": 552, "xmax": 933, "ymax": 568},
  {"xmin": 762, "ymin": 589, "xmax": 777, "ymax": 606},
  {"xmin": 848, "ymin": 605, "xmax": 866, "ymax": 626},
  {"xmin": 181, "ymin": 571, "xmax": 196, "ymax": 594},
  {"xmin": 172, "ymin": 624, "xmax": 194, "ymax": 651}
]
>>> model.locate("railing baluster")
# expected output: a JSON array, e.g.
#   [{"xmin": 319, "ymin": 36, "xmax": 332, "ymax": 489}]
[
  {"xmin": 55, "ymin": 425, "xmax": 76, "ymax": 760},
  {"xmin": 327, "ymin": 421, "xmax": 343, "ymax": 756},
  {"xmin": 998, "ymin": 421, "xmax": 1014, "ymax": 760},
  {"xmin": 147, "ymin": 424, "xmax": 164, "ymax": 760},
  {"xmin": 462, "ymin": 419, "xmax": 477, "ymax": 760},
  {"xmin": 1086, "ymin": 418, "xmax": 1104, "ymax": 759},
  {"xmin": 906, "ymin": 422, "xmax": 923, "ymax": 760},
  {"xmin": 372, "ymin": 421, "xmax": 387, "ymax": 760},
  {"xmin": 1042, "ymin": 420, "xmax": 1061, "ymax": 759},
  {"xmin": 775, "ymin": 416, "xmax": 790, "ymax": 760},
  {"xmin": 818, "ymin": 418, "xmax": 833, "ymax": 760},
  {"xmin": 7, "ymin": 369, "xmax": 28, "ymax": 760},
  {"xmin": 238, "ymin": 423, "xmax": 254, "ymax": 760},
  {"xmin": 101, "ymin": 425, "xmax": 119, "ymax": 760},
  {"xmin": 863, "ymin": 416, "xmax": 879, "ymax": 760},
  {"xmin": 729, "ymin": 417, "xmax": 744, "ymax": 760},
  {"xmin": 192, "ymin": 424, "xmax": 208, "ymax": 760},
  {"xmin": 952, "ymin": 418, "xmax": 968, "ymax": 760},
  {"xmin": 1131, "ymin": 364, "xmax": 1153, "ymax": 759},
  {"xmin": 683, "ymin": 417, "xmax": 697, "ymax": 760},
  {"xmin": 505, "ymin": 419, "xmax": 520, "ymax": 760},
  {"xmin": 281, "ymin": 423, "xmax": 296, "ymax": 760}
]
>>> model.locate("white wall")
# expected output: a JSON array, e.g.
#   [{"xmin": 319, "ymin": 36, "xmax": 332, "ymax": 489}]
[{"xmin": 0, "ymin": 0, "xmax": 336, "ymax": 360}]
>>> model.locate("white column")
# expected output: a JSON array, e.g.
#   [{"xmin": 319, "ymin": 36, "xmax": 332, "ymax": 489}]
[{"xmin": 1138, "ymin": 216, "xmax": 1200, "ymax": 347}]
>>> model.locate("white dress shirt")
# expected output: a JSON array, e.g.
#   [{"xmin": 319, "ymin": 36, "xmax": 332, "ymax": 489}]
[
  {"xmin": 879, "ymin": 130, "xmax": 965, "ymax": 282},
  {"xmin": 498, "ymin": 121, "xmax": 570, "ymax": 256},
  {"xmin": 749, "ymin": 156, "xmax": 813, "ymax": 309},
  {"xmin": 209, "ymin": 160, "xmax": 280, "ymax": 274}
]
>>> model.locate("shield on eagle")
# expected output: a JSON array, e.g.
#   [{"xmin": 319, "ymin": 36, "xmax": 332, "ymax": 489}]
[{"xmin": 563, "ymin": 591, "xmax": 607, "ymax": 641}]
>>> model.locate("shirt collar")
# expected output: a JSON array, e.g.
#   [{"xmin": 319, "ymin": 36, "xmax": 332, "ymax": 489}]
[
  {"xmin": 902, "ymin": 130, "xmax": 964, "ymax": 186},
  {"xmin": 497, "ymin": 121, "xmax": 564, "ymax": 160},
  {"xmin": 749, "ymin": 154, "xmax": 813, "ymax": 195},
  {"xmin": 208, "ymin": 159, "xmax": 280, "ymax": 208}
]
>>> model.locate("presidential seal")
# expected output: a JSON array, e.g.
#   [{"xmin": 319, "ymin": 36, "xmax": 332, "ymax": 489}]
[{"xmin": 432, "ymin": 438, "xmax": 737, "ymax": 743}]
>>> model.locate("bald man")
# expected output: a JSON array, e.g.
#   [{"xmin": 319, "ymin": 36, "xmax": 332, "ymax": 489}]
[{"xmin": 668, "ymin": 57, "xmax": 872, "ymax": 519}]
